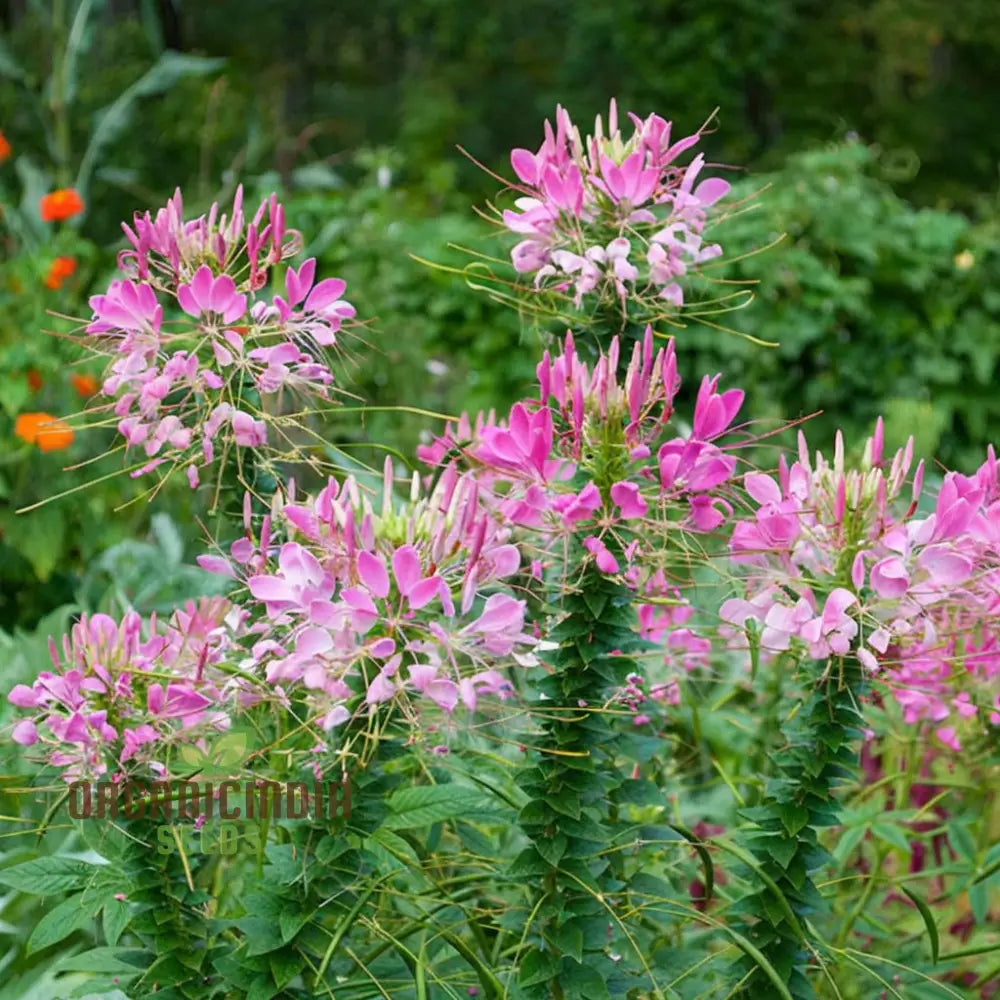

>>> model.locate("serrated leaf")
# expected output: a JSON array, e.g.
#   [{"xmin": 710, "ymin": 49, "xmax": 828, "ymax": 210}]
[
  {"xmin": 0, "ymin": 856, "xmax": 101, "ymax": 894},
  {"xmin": 383, "ymin": 785, "xmax": 486, "ymax": 829},
  {"xmin": 27, "ymin": 893, "xmax": 93, "ymax": 952},
  {"xmin": 102, "ymin": 898, "xmax": 131, "ymax": 947}
]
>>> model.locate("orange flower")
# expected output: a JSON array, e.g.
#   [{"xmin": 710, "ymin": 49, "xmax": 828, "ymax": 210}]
[
  {"xmin": 39, "ymin": 188, "xmax": 84, "ymax": 223},
  {"xmin": 25, "ymin": 369, "xmax": 43, "ymax": 392},
  {"xmin": 70, "ymin": 372, "xmax": 98, "ymax": 397},
  {"xmin": 44, "ymin": 255, "xmax": 77, "ymax": 290},
  {"xmin": 14, "ymin": 411, "xmax": 74, "ymax": 451},
  {"xmin": 0, "ymin": 131, "xmax": 10, "ymax": 163}
]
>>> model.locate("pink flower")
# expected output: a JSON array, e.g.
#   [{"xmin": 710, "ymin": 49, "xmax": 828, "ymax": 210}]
[
  {"xmin": 12, "ymin": 719, "xmax": 38, "ymax": 745},
  {"xmin": 583, "ymin": 535, "xmax": 620, "ymax": 574},
  {"xmin": 870, "ymin": 557, "xmax": 909, "ymax": 598},
  {"xmin": 801, "ymin": 589, "xmax": 858, "ymax": 657},
  {"xmin": 178, "ymin": 265, "xmax": 247, "ymax": 324},
  {"xmin": 611, "ymin": 481, "xmax": 648, "ymax": 519},
  {"xmin": 692, "ymin": 374, "xmax": 743, "ymax": 441}
]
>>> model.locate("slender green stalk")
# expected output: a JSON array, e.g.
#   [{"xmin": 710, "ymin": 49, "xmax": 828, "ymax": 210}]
[{"xmin": 736, "ymin": 657, "xmax": 866, "ymax": 999}]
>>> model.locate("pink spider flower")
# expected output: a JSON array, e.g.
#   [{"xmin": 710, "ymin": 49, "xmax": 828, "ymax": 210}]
[
  {"xmin": 6, "ymin": 601, "xmax": 246, "ymax": 782},
  {"xmin": 83, "ymin": 191, "xmax": 354, "ymax": 490},
  {"xmin": 500, "ymin": 100, "xmax": 729, "ymax": 310}
]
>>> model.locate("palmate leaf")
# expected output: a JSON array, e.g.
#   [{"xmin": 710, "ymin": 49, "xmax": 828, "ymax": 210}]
[{"xmin": 75, "ymin": 51, "xmax": 224, "ymax": 194}]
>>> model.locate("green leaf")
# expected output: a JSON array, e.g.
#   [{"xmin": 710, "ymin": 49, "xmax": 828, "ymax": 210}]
[
  {"xmin": 270, "ymin": 949, "xmax": 301, "ymax": 989},
  {"xmin": 832, "ymin": 824, "xmax": 868, "ymax": 868},
  {"xmin": 0, "ymin": 856, "xmax": 100, "ymax": 894},
  {"xmin": 870, "ymin": 822, "xmax": 912, "ymax": 855},
  {"xmin": 550, "ymin": 922, "xmax": 584, "ymax": 963},
  {"xmin": 11, "ymin": 506, "xmax": 68, "ymax": 581},
  {"xmin": 560, "ymin": 960, "xmax": 611, "ymax": 1000},
  {"xmin": 278, "ymin": 904, "xmax": 311, "ymax": 944},
  {"xmin": 102, "ymin": 898, "xmax": 131, "ymax": 946},
  {"xmin": 363, "ymin": 827, "xmax": 421, "ymax": 869},
  {"xmin": 239, "ymin": 916, "xmax": 286, "ymax": 956},
  {"xmin": 0, "ymin": 376, "xmax": 30, "ymax": 419},
  {"xmin": 778, "ymin": 803, "xmax": 810, "ymax": 836},
  {"xmin": 384, "ymin": 784, "xmax": 486, "ymax": 829},
  {"xmin": 27, "ymin": 893, "xmax": 93, "ymax": 952},
  {"xmin": 970, "ymin": 882, "xmax": 990, "ymax": 924},
  {"xmin": 55, "ymin": 947, "xmax": 148, "ymax": 974},
  {"xmin": 949, "ymin": 822, "xmax": 977, "ymax": 864},
  {"xmin": 518, "ymin": 948, "xmax": 559, "ymax": 988},
  {"xmin": 901, "ymin": 885, "xmax": 939, "ymax": 963}
]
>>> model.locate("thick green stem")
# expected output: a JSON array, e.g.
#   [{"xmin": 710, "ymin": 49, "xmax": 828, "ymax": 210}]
[
  {"xmin": 512, "ymin": 547, "xmax": 652, "ymax": 998},
  {"xmin": 736, "ymin": 657, "xmax": 865, "ymax": 1000}
]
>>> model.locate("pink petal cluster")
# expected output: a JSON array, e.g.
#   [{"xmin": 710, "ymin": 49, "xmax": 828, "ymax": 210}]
[
  {"xmin": 721, "ymin": 419, "xmax": 1000, "ymax": 751},
  {"xmin": 85, "ymin": 188, "xmax": 356, "ymax": 487},
  {"xmin": 7, "ymin": 599, "xmax": 249, "ymax": 782},
  {"xmin": 420, "ymin": 327, "xmax": 743, "ymax": 541},
  {"xmin": 504, "ymin": 100, "xmax": 729, "ymax": 307},
  {"xmin": 198, "ymin": 461, "xmax": 536, "ymax": 735}
]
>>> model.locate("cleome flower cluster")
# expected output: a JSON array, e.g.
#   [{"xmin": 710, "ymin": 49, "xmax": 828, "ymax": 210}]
[
  {"xmin": 85, "ymin": 187, "xmax": 356, "ymax": 488},
  {"xmin": 502, "ymin": 100, "xmax": 730, "ymax": 309},
  {"xmin": 195, "ymin": 463, "xmax": 538, "ymax": 744},
  {"xmin": 9, "ymin": 599, "xmax": 251, "ymax": 782},
  {"xmin": 721, "ymin": 420, "xmax": 1000, "ymax": 751}
]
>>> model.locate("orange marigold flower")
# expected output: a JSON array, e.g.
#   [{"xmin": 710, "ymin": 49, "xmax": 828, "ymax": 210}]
[
  {"xmin": 14, "ymin": 411, "xmax": 73, "ymax": 451},
  {"xmin": 70, "ymin": 372, "xmax": 98, "ymax": 397},
  {"xmin": 0, "ymin": 131, "xmax": 10, "ymax": 163},
  {"xmin": 25, "ymin": 369, "xmax": 43, "ymax": 392},
  {"xmin": 44, "ymin": 255, "xmax": 78, "ymax": 290},
  {"xmin": 39, "ymin": 188, "xmax": 84, "ymax": 223}
]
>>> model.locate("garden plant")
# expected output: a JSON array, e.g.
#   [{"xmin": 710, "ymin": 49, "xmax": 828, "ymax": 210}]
[{"xmin": 4, "ymin": 98, "xmax": 1000, "ymax": 1000}]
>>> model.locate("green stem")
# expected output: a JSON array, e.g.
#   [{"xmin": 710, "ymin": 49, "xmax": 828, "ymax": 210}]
[
  {"xmin": 512, "ymin": 542, "xmax": 654, "ymax": 998},
  {"xmin": 735, "ymin": 657, "xmax": 866, "ymax": 1000}
]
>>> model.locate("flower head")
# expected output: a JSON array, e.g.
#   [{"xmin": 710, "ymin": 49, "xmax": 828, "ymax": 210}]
[
  {"xmin": 81, "ymin": 188, "xmax": 356, "ymax": 488},
  {"xmin": 44, "ymin": 255, "xmax": 77, "ymax": 290},
  {"xmin": 39, "ymin": 189, "xmax": 84, "ymax": 222},
  {"xmin": 6, "ymin": 600, "xmax": 249, "ymax": 782},
  {"xmin": 501, "ymin": 101, "xmax": 729, "ymax": 311},
  {"xmin": 14, "ymin": 412, "xmax": 74, "ymax": 451}
]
